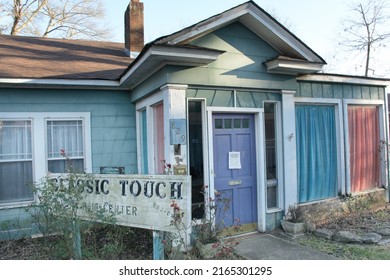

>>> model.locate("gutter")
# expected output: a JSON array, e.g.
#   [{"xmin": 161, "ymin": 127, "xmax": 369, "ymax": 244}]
[{"xmin": 0, "ymin": 78, "xmax": 120, "ymax": 89}]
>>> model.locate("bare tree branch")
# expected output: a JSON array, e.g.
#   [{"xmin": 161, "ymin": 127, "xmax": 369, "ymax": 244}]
[
  {"xmin": 338, "ymin": 0, "xmax": 390, "ymax": 76},
  {"xmin": 2, "ymin": 0, "xmax": 111, "ymax": 40},
  {"xmin": 10, "ymin": 0, "xmax": 48, "ymax": 35}
]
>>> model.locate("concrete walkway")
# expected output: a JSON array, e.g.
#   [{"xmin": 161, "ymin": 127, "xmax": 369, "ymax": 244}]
[{"xmin": 234, "ymin": 232, "xmax": 338, "ymax": 260}]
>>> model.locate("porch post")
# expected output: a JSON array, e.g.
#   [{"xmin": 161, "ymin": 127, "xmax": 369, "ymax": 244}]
[
  {"xmin": 281, "ymin": 90, "xmax": 298, "ymax": 210},
  {"xmin": 160, "ymin": 84, "xmax": 189, "ymax": 171},
  {"xmin": 160, "ymin": 84, "xmax": 192, "ymax": 249}
]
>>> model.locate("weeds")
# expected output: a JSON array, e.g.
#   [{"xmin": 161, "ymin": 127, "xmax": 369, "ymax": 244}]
[
  {"xmin": 297, "ymin": 233, "xmax": 390, "ymax": 260},
  {"xmin": 163, "ymin": 186, "xmax": 242, "ymax": 259}
]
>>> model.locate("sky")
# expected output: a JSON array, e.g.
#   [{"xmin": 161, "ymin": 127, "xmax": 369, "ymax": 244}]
[{"xmin": 104, "ymin": 0, "xmax": 389, "ymax": 77}]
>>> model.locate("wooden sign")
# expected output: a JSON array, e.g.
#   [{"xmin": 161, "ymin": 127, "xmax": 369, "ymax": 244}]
[{"xmin": 48, "ymin": 174, "xmax": 191, "ymax": 233}]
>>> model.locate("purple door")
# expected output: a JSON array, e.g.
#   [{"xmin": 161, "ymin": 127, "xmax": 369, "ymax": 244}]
[{"xmin": 213, "ymin": 114, "xmax": 257, "ymax": 229}]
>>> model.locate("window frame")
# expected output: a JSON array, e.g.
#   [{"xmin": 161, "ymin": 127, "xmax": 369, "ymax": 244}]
[
  {"xmin": 187, "ymin": 98, "xmax": 208, "ymax": 220},
  {"xmin": 263, "ymin": 101, "xmax": 284, "ymax": 212},
  {"xmin": 45, "ymin": 118, "xmax": 86, "ymax": 173},
  {"xmin": 135, "ymin": 91, "xmax": 164, "ymax": 175},
  {"xmin": 0, "ymin": 119, "xmax": 33, "ymax": 206},
  {"xmin": 0, "ymin": 112, "xmax": 91, "ymax": 208},
  {"xmin": 294, "ymin": 98, "xmax": 345, "ymax": 202}
]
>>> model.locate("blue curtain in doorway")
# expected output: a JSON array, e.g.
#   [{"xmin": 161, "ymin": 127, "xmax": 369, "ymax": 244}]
[{"xmin": 296, "ymin": 105, "xmax": 338, "ymax": 203}]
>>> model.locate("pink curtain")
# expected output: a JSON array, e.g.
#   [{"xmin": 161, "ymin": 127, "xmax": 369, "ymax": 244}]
[
  {"xmin": 348, "ymin": 106, "xmax": 380, "ymax": 193},
  {"xmin": 153, "ymin": 103, "xmax": 165, "ymax": 174}
]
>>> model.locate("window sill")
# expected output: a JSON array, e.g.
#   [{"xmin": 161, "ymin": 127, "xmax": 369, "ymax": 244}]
[{"xmin": 266, "ymin": 208, "xmax": 282, "ymax": 214}]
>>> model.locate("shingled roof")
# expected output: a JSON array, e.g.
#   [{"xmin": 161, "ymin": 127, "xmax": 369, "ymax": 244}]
[{"xmin": 0, "ymin": 35, "xmax": 132, "ymax": 80}]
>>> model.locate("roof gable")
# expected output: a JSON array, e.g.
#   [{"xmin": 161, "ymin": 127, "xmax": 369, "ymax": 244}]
[{"xmin": 153, "ymin": 1, "xmax": 326, "ymax": 65}]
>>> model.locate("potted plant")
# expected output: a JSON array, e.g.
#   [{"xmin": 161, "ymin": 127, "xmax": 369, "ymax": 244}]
[{"xmin": 280, "ymin": 204, "xmax": 306, "ymax": 239}]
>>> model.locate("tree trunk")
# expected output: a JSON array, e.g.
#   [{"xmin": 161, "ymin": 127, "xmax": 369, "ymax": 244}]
[
  {"xmin": 10, "ymin": 0, "xmax": 22, "ymax": 35},
  {"xmin": 365, "ymin": 42, "xmax": 371, "ymax": 77}
]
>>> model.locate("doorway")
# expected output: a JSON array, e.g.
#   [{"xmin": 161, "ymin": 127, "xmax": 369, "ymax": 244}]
[{"xmin": 212, "ymin": 113, "xmax": 258, "ymax": 231}]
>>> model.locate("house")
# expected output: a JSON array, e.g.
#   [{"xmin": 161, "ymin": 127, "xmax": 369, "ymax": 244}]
[{"xmin": 0, "ymin": 0, "xmax": 389, "ymax": 239}]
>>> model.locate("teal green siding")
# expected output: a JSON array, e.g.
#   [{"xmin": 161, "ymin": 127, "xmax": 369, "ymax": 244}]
[
  {"xmin": 181, "ymin": 22, "xmax": 297, "ymax": 90},
  {"xmin": 0, "ymin": 88, "xmax": 137, "ymax": 174},
  {"xmin": 0, "ymin": 88, "xmax": 136, "ymax": 239},
  {"xmin": 131, "ymin": 21, "xmax": 298, "ymax": 102},
  {"xmin": 297, "ymin": 81, "xmax": 386, "ymax": 100},
  {"xmin": 0, "ymin": 208, "xmax": 35, "ymax": 240},
  {"xmin": 130, "ymin": 67, "xmax": 170, "ymax": 103}
]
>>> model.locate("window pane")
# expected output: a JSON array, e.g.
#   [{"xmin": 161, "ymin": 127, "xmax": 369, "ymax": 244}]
[
  {"xmin": 0, "ymin": 161, "xmax": 33, "ymax": 203},
  {"xmin": 48, "ymin": 159, "xmax": 84, "ymax": 173},
  {"xmin": 242, "ymin": 118, "xmax": 249, "ymax": 128},
  {"xmin": 47, "ymin": 120, "xmax": 83, "ymax": 158},
  {"xmin": 234, "ymin": 119, "xmax": 241, "ymax": 128},
  {"xmin": 224, "ymin": 119, "xmax": 232, "ymax": 129},
  {"xmin": 0, "ymin": 120, "xmax": 33, "ymax": 203},
  {"xmin": 267, "ymin": 185, "xmax": 277, "ymax": 209},
  {"xmin": 264, "ymin": 103, "xmax": 278, "ymax": 209},
  {"xmin": 265, "ymin": 104, "xmax": 276, "ymax": 180},
  {"xmin": 47, "ymin": 120, "xmax": 84, "ymax": 173},
  {"xmin": 0, "ymin": 121, "xmax": 32, "ymax": 160},
  {"xmin": 215, "ymin": 119, "xmax": 223, "ymax": 129}
]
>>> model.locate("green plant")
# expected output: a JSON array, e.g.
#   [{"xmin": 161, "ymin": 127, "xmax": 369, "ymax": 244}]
[
  {"xmin": 26, "ymin": 150, "xmax": 116, "ymax": 259},
  {"xmin": 342, "ymin": 193, "xmax": 377, "ymax": 215},
  {"xmin": 284, "ymin": 204, "xmax": 304, "ymax": 223},
  {"xmin": 194, "ymin": 187, "xmax": 242, "ymax": 243},
  {"xmin": 164, "ymin": 186, "xmax": 242, "ymax": 259}
]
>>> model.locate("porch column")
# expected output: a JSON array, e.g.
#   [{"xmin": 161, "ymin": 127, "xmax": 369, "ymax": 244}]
[
  {"xmin": 281, "ymin": 90, "xmax": 298, "ymax": 210},
  {"xmin": 160, "ymin": 84, "xmax": 189, "ymax": 174}
]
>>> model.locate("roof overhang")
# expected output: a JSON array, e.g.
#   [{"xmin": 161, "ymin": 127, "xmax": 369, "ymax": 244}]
[
  {"xmin": 298, "ymin": 73, "xmax": 390, "ymax": 86},
  {"xmin": 265, "ymin": 57, "xmax": 324, "ymax": 75},
  {"xmin": 119, "ymin": 44, "xmax": 224, "ymax": 89}
]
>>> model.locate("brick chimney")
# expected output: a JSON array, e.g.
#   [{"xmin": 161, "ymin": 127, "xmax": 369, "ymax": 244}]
[{"xmin": 124, "ymin": 0, "xmax": 144, "ymax": 58}]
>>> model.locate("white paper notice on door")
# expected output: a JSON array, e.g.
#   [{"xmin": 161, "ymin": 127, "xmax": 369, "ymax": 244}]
[{"xmin": 228, "ymin": 151, "xmax": 241, "ymax": 169}]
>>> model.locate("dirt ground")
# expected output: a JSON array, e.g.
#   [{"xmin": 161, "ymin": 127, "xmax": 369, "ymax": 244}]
[
  {"xmin": 316, "ymin": 208, "xmax": 390, "ymax": 234},
  {"xmin": 1, "ymin": 209, "xmax": 389, "ymax": 260},
  {"xmin": 0, "ymin": 226, "xmax": 153, "ymax": 260}
]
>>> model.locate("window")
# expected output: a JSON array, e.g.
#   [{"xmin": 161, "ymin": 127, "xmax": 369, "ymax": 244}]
[
  {"xmin": 0, "ymin": 113, "xmax": 91, "ymax": 206},
  {"xmin": 296, "ymin": 105, "xmax": 338, "ymax": 203},
  {"xmin": 0, "ymin": 120, "xmax": 33, "ymax": 204},
  {"xmin": 264, "ymin": 103, "xmax": 279, "ymax": 208},
  {"xmin": 47, "ymin": 120, "xmax": 84, "ymax": 173}
]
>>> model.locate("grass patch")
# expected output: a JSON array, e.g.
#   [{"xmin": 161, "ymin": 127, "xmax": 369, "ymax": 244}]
[{"xmin": 297, "ymin": 234, "xmax": 390, "ymax": 260}]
